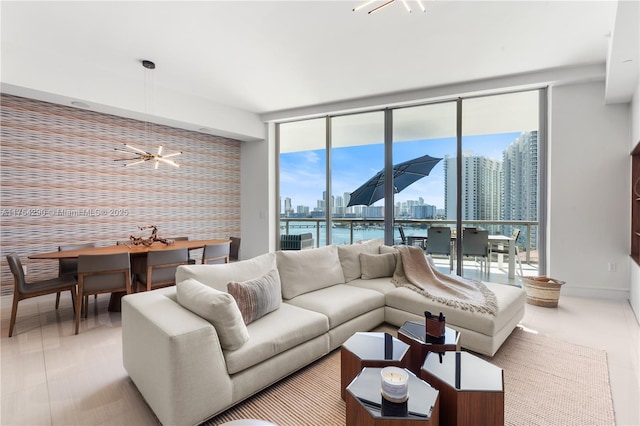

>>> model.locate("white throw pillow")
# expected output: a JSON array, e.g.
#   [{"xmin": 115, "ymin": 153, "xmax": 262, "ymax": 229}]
[
  {"xmin": 360, "ymin": 252, "xmax": 397, "ymax": 279},
  {"xmin": 277, "ymin": 245, "xmax": 345, "ymax": 299},
  {"xmin": 337, "ymin": 239, "xmax": 382, "ymax": 282},
  {"xmin": 176, "ymin": 252, "xmax": 276, "ymax": 293},
  {"xmin": 176, "ymin": 278, "xmax": 249, "ymax": 351}
]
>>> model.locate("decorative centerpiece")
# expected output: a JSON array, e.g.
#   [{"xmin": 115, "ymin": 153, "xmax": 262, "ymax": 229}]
[
  {"xmin": 424, "ymin": 311, "xmax": 446, "ymax": 338},
  {"xmin": 129, "ymin": 225, "xmax": 175, "ymax": 246}
]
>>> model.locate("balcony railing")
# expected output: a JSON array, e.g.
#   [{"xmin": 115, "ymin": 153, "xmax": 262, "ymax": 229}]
[{"xmin": 280, "ymin": 218, "xmax": 539, "ymax": 264}]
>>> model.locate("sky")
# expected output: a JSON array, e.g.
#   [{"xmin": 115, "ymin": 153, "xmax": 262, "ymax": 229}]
[{"xmin": 280, "ymin": 132, "xmax": 522, "ymax": 210}]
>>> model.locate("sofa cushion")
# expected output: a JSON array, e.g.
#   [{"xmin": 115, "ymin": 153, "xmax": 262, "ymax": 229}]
[
  {"xmin": 223, "ymin": 303, "xmax": 329, "ymax": 374},
  {"xmin": 277, "ymin": 245, "xmax": 345, "ymax": 299},
  {"xmin": 385, "ymin": 282, "xmax": 526, "ymax": 336},
  {"xmin": 337, "ymin": 239, "xmax": 382, "ymax": 282},
  {"xmin": 360, "ymin": 252, "xmax": 397, "ymax": 279},
  {"xmin": 176, "ymin": 278, "xmax": 249, "ymax": 350},
  {"xmin": 285, "ymin": 284, "xmax": 385, "ymax": 329},
  {"xmin": 176, "ymin": 252, "xmax": 276, "ymax": 293},
  {"xmin": 227, "ymin": 269, "xmax": 282, "ymax": 325}
]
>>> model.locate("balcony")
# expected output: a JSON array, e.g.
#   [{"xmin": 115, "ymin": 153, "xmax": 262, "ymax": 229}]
[{"xmin": 279, "ymin": 218, "xmax": 539, "ymax": 286}]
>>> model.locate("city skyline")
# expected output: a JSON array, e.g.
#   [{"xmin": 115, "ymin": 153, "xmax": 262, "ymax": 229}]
[{"xmin": 280, "ymin": 131, "xmax": 523, "ymax": 212}]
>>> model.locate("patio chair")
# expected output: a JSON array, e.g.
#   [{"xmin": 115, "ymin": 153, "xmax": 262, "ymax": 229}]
[
  {"xmin": 462, "ymin": 228, "xmax": 490, "ymax": 279},
  {"xmin": 490, "ymin": 228, "xmax": 524, "ymax": 276},
  {"xmin": 426, "ymin": 226, "xmax": 453, "ymax": 271},
  {"xmin": 6, "ymin": 253, "xmax": 77, "ymax": 337}
]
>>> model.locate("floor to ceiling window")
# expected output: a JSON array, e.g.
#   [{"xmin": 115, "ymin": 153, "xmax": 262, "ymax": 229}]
[
  {"xmin": 277, "ymin": 89, "xmax": 543, "ymax": 279},
  {"xmin": 392, "ymin": 101, "xmax": 457, "ymax": 242},
  {"xmin": 331, "ymin": 112, "xmax": 385, "ymax": 245},
  {"xmin": 278, "ymin": 117, "xmax": 326, "ymax": 248}
]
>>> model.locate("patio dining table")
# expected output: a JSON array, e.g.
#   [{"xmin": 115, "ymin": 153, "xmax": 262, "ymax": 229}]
[{"xmin": 405, "ymin": 233, "xmax": 516, "ymax": 279}]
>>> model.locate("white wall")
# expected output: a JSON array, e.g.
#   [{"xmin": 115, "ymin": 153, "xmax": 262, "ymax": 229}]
[
  {"xmin": 549, "ymin": 81, "xmax": 630, "ymax": 300},
  {"xmin": 629, "ymin": 83, "xmax": 640, "ymax": 322},
  {"xmin": 244, "ymin": 79, "xmax": 635, "ymax": 305},
  {"xmin": 240, "ymin": 125, "xmax": 272, "ymax": 260}
]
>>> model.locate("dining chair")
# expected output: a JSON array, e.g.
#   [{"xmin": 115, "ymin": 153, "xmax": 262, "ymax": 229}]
[
  {"xmin": 6, "ymin": 253, "xmax": 77, "ymax": 337},
  {"xmin": 135, "ymin": 247, "xmax": 189, "ymax": 292},
  {"xmin": 461, "ymin": 228, "xmax": 490, "ymax": 279},
  {"xmin": 490, "ymin": 228, "xmax": 524, "ymax": 276},
  {"xmin": 229, "ymin": 237, "xmax": 241, "ymax": 262},
  {"xmin": 167, "ymin": 237, "xmax": 196, "ymax": 263},
  {"xmin": 56, "ymin": 242, "xmax": 96, "ymax": 309},
  {"xmin": 76, "ymin": 252, "xmax": 132, "ymax": 334},
  {"xmin": 202, "ymin": 241, "xmax": 231, "ymax": 264},
  {"xmin": 426, "ymin": 226, "xmax": 453, "ymax": 271}
]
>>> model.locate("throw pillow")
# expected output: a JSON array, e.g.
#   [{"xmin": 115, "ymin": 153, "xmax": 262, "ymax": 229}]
[
  {"xmin": 176, "ymin": 278, "xmax": 249, "ymax": 351},
  {"xmin": 360, "ymin": 252, "xmax": 397, "ymax": 279},
  {"xmin": 277, "ymin": 245, "xmax": 345, "ymax": 299},
  {"xmin": 227, "ymin": 269, "xmax": 282, "ymax": 325},
  {"xmin": 337, "ymin": 239, "xmax": 381, "ymax": 282}
]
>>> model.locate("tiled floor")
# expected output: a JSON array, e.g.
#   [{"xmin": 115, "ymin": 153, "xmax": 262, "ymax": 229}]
[{"xmin": 1, "ymin": 287, "xmax": 639, "ymax": 425}]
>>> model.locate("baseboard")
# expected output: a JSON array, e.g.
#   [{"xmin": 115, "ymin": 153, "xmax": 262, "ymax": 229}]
[{"xmin": 560, "ymin": 286, "xmax": 630, "ymax": 300}]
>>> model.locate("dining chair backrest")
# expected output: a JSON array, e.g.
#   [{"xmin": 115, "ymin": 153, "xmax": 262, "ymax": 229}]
[
  {"xmin": 229, "ymin": 237, "xmax": 241, "ymax": 262},
  {"xmin": 462, "ymin": 229, "xmax": 489, "ymax": 257},
  {"xmin": 6, "ymin": 253, "xmax": 28, "ymax": 294},
  {"xmin": 511, "ymin": 228, "xmax": 521, "ymax": 242},
  {"xmin": 202, "ymin": 242, "xmax": 231, "ymax": 264},
  {"xmin": 77, "ymin": 252, "xmax": 132, "ymax": 294},
  {"xmin": 58, "ymin": 243, "xmax": 96, "ymax": 277},
  {"xmin": 139, "ymin": 247, "xmax": 189, "ymax": 291},
  {"xmin": 426, "ymin": 227, "xmax": 452, "ymax": 255}
]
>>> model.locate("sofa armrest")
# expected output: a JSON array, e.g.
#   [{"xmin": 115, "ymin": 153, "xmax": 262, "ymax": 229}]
[{"xmin": 122, "ymin": 287, "xmax": 232, "ymax": 426}]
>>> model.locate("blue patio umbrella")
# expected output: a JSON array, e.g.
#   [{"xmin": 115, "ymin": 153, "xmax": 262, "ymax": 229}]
[{"xmin": 346, "ymin": 154, "xmax": 442, "ymax": 207}]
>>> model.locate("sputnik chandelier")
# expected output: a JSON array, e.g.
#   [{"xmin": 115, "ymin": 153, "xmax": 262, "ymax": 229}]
[
  {"xmin": 353, "ymin": 0, "xmax": 426, "ymax": 14},
  {"xmin": 114, "ymin": 59, "xmax": 182, "ymax": 169},
  {"xmin": 114, "ymin": 143, "xmax": 182, "ymax": 168}
]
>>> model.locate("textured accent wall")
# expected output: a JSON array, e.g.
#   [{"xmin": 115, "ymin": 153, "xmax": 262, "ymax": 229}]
[{"xmin": 0, "ymin": 94, "xmax": 241, "ymax": 294}]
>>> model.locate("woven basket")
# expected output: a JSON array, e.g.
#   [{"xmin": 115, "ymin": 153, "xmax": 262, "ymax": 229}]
[{"xmin": 521, "ymin": 276, "xmax": 565, "ymax": 307}]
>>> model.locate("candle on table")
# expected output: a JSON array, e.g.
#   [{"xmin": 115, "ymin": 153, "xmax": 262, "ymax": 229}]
[{"xmin": 380, "ymin": 366, "xmax": 409, "ymax": 403}]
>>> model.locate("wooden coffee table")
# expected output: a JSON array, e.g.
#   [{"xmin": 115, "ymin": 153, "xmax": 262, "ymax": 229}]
[
  {"xmin": 346, "ymin": 367, "xmax": 440, "ymax": 426},
  {"xmin": 421, "ymin": 351, "xmax": 504, "ymax": 426},
  {"xmin": 397, "ymin": 321, "xmax": 460, "ymax": 375},
  {"xmin": 341, "ymin": 332, "xmax": 410, "ymax": 400}
]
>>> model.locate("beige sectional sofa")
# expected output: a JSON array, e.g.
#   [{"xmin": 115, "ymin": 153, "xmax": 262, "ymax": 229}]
[{"xmin": 122, "ymin": 241, "xmax": 525, "ymax": 426}]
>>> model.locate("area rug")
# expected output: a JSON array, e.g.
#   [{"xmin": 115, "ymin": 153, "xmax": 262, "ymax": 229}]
[{"xmin": 206, "ymin": 326, "xmax": 615, "ymax": 426}]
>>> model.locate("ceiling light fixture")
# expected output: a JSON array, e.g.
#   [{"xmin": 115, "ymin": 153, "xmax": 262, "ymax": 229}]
[
  {"xmin": 353, "ymin": 0, "xmax": 426, "ymax": 14},
  {"xmin": 114, "ymin": 143, "xmax": 182, "ymax": 168},
  {"xmin": 114, "ymin": 60, "xmax": 182, "ymax": 168}
]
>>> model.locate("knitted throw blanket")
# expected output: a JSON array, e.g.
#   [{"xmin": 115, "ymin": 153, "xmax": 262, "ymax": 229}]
[{"xmin": 392, "ymin": 245, "xmax": 498, "ymax": 316}]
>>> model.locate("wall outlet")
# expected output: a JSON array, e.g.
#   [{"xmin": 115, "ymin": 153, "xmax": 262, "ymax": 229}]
[{"xmin": 607, "ymin": 262, "xmax": 617, "ymax": 272}]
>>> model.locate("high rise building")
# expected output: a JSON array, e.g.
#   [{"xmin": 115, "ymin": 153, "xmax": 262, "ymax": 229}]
[
  {"xmin": 503, "ymin": 131, "xmax": 538, "ymax": 248},
  {"xmin": 444, "ymin": 152, "xmax": 503, "ymax": 222}
]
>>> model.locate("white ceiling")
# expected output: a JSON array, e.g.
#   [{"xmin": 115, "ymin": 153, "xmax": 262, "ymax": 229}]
[{"xmin": 1, "ymin": 1, "xmax": 638, "ymax": 141}]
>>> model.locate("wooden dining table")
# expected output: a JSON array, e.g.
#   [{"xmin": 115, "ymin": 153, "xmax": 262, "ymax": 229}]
[
  {"xmin": 28, "ymin": 238, "xmax": 231, "ymax": 260},
  {"xmin": 28, "ymin": 238, "xmax": 231, "ymax": 311}
]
